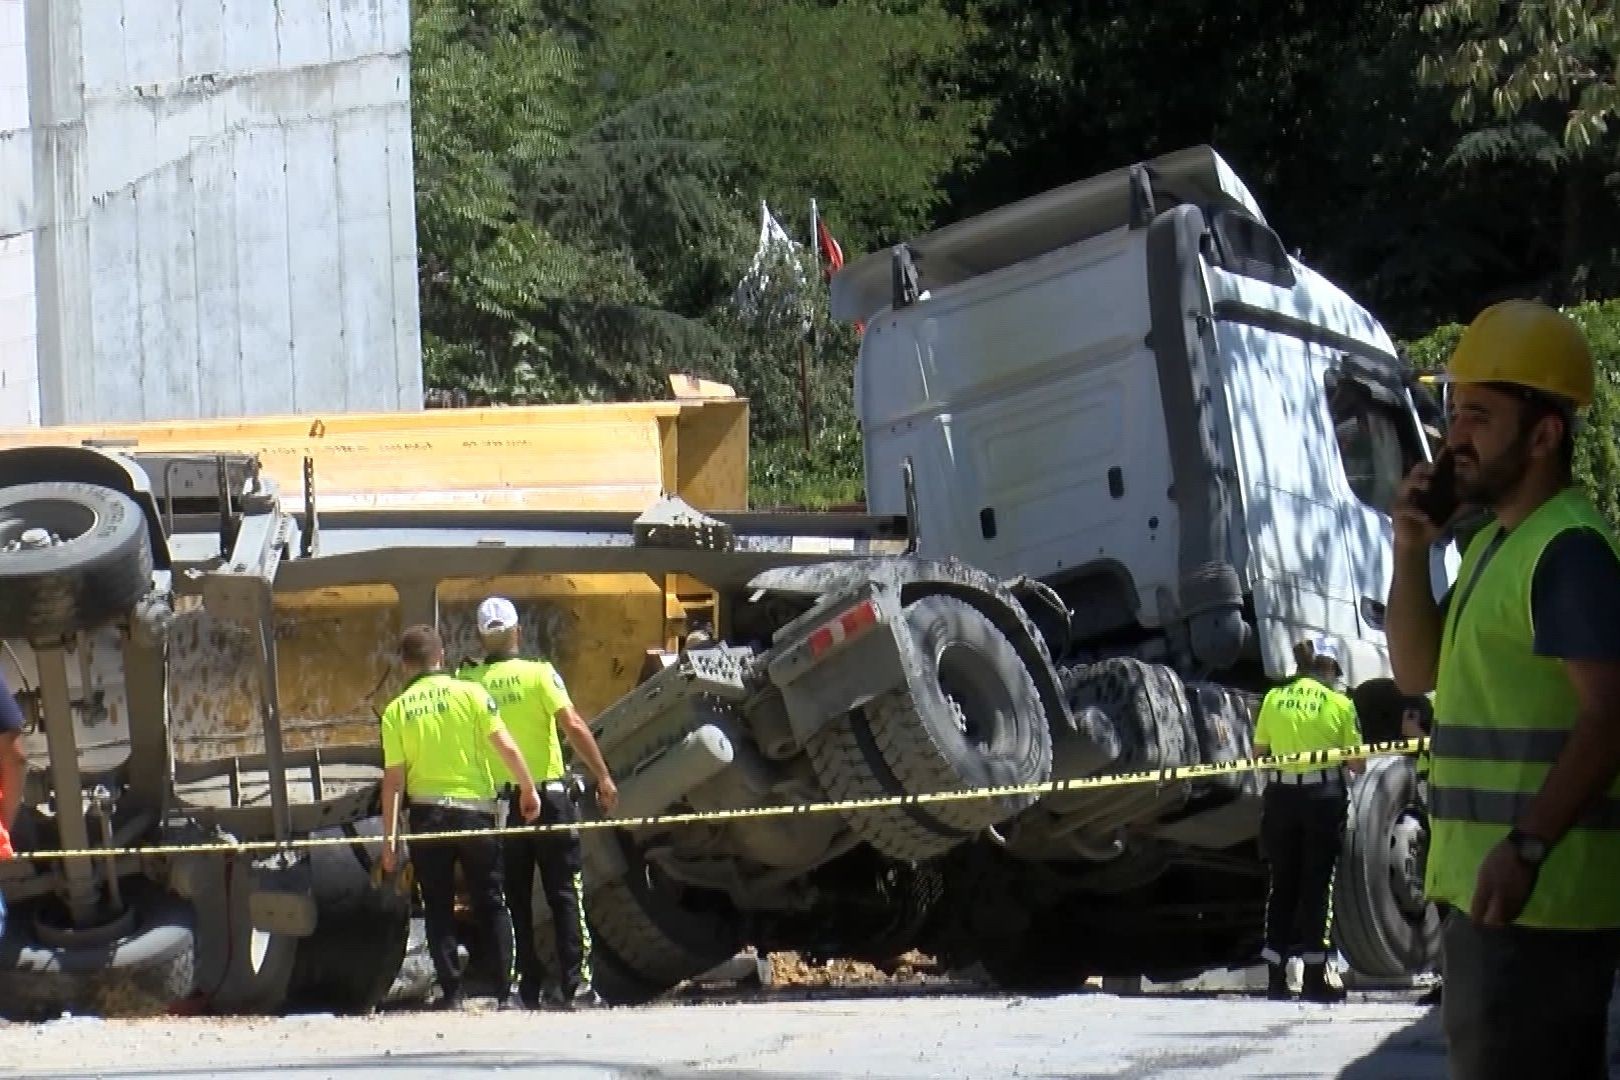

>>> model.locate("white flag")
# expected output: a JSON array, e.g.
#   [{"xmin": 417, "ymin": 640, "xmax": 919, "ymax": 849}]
[{"xmin": 733, "ymin": 200, "xmax": 811, "ymax": 328}]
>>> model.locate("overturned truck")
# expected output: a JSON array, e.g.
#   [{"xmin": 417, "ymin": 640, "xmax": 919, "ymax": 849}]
[{"xmin": 0, "ymin": 146, "xmax": 1449, "ymax": 1015}]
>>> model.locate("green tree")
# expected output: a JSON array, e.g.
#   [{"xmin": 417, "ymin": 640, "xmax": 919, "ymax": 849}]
[
  {"xmin": 412, "ymin": 0, "xmax": 591, "ymax": 398},
  {"xmin": 411, "ymin": 0, "xmax": 985, "ymax": 484},
  {"xmin": 413, "ymin": 0, "xmax": 744, "ymax": 404},
  {"xmin": 1419, "ymin": 1, "xmax": 1620, "ymax": 151},
  {"xmin": 1417, "ymin": 1, "xmax": 1620, "ymax": 302},
  {"xmin": 939, "ymin": 0, "xmax": 1547, "ymax": 338},
  {"xmin": 592, "ymin": 0, "xmax": 989, "ymax": 253}
]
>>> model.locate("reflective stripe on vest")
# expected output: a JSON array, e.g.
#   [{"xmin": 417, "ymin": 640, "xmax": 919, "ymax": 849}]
[
  {"xmin": 1429, "ymin": 724, "xmax": 1569, "ymax": 762},
  {"xmin": 1428, "ymin": 487, "xmax": 1620, "ymax": 929},
  {"xmin": 1429, "ymin": 786, "xmax": 1620, "ymax": 830}
]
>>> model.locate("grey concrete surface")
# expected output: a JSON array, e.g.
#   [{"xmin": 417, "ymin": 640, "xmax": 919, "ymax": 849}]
[{"xmin": 0, "ymin": 992, "xmax": 1453, "ymax": 1079}]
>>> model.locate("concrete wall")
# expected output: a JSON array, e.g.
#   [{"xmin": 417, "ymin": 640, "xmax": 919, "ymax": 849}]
[{"xmin": 0, "ymin": 0, "xmax": 422, "ymax": 427}]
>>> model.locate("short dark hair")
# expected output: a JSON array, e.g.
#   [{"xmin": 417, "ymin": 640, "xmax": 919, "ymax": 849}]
[
  {"xmin": 1523, "ymin": 395, "xmax": 1576, "ymax": 477},
  {"xmin": 1291, "ymin": 639, "xmax": 1314, "ymax": 674},
  {"xmin": 399, "ymin": 624, "xmax": 443, "ymax": 668}
]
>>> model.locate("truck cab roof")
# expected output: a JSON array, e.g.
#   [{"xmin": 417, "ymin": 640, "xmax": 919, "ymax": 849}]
[{"xmin": 831, "ymin": 145, "xmax": 1267, "ymax": 326}]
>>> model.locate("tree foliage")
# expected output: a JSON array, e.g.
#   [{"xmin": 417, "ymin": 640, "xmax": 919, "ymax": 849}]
[
  {"xmin": 1419, "ymin": 0, "xmax": 1620, "ymax": 151},
  {"xmin": 594, "ymin": 0, "xmax": 988, "ymax": 253},
  {"xmin": 412, "ymin": 0, "xmax": 982, "ymax": 503},
  {"xmin": 409, "ymin": 0, "xmax": 1620, "ymax": 505},
  {"xmin": 1412, "ymin": 1, "xmax": 1620, "ymax": 302}
]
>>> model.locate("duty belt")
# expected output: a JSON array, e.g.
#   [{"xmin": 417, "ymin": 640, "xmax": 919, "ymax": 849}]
[
  {"xmin": 1270, "ymin": 767, "xmax": 1344, "ymax": 788},
  {"xmin": 500, "ymin": 780, "xmax": 568, "ymax": 798},
  {"xmin": 410, "ymin": 795, "xmax": 497, "ymax": 816}
]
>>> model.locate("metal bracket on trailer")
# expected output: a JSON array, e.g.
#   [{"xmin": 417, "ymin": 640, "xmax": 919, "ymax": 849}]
[
  {"xmin": 195, "ymin": 501, "xmax": 301, "ymax": 846},
  {"xmin": 592, "ymin": 645, "xmax": 757, "ymax": 758},
  {"xmin": 633, "ymin": 496, "xmax": 735, "ymax": 552}
]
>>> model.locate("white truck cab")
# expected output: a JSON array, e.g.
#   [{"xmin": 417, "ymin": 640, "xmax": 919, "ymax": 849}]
[{"xmin": 833, "ymin": 145, "xmax": 1456, "ymax": 689}]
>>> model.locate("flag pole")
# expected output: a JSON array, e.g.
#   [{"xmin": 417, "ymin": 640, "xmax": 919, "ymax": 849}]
[
  {"xmin": 809, "ymin": 197, "xmax": 820, "ymax": 281},
  {"xmin": 800, "ymin": 197, "xmax": 819, "ymax": 456}
]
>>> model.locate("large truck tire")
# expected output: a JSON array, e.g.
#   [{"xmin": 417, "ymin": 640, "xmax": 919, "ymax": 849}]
[
  {"xmin": 285, "ymin": 818, "xmax": 411, "ymax": 1013},
  {"xmin": 1063, "ymin": 658, "xmax": 1200, "ymax": 772},
  {"xmin": 186, "ymin": 857, "xmax": 300, "ymax": 1015},
  {"xmin": 379, "ymin": 918, "xmax": 438, "ymax": 1009},
  {"xmin": 807, "ymin": 594, "xmax": 1052, "ymax": 862},
  {"xmin": 216, "ymin": 932, "xmax": 299, "ymax": 1015},
  {"xmin": 1048, "ymin": 658, "xmax": 1202, "ymax": 841},
  {"xmin": 0, "ymin": 482, "xmax": 154, "ymax": 640},
  {"xmin": 0, "ymin": 889, "xmax": 195, "ymax": 1019},
  {"xmin": 585, "ymin": 862, "xmax": 743, "ymax": 1005},
  {"xmin": 1184, "ymin": 681, "xmax": 1263, "ymax": 798},
  {"xmin": 1333, "ymin": 754, "xmax": 1442, "ymax": 978}
]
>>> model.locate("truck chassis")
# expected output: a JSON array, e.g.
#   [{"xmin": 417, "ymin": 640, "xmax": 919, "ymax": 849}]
[{"xmin": 0, "ymin": 439, "xmax": 1436, "ymax": 1015}]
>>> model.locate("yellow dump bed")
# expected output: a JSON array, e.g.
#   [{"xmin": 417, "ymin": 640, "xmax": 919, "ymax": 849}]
[
  {"xmin": 0, "ymin": 383, "xmax": 748, "ymax": 513},
  {"xmin": 0, "ymin": 386, "xmax": 750, "ymax": 764}
]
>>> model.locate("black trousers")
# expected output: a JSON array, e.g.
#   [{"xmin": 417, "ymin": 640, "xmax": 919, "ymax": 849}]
[
  {"xmin": 1441, "ymin": 910, "xmax": 1619, "ymax": 1080},
  {"xmin": 407, "ymin": 803, "xmax": 514, "ymax": 999},
  {"xmin": 1260, "ymin": 780, "xmax": 1347, "ymax": 964},
  {"xmin": 503, "ymin": 785, "xmax": 592, "ymax": 998}
]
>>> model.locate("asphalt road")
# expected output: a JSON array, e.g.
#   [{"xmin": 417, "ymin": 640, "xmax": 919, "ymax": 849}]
[{"xmin": 0, "ymin": 992, "xmax": 1459, "ymax": 1080}]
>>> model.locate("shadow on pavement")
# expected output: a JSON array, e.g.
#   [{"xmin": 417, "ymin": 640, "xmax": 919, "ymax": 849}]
[
  {"xmin": 1337, "ymin": 1005, "xmax": 1446, "ymax": 1080},
  {"xmin": 1340, "ymin": 987, "xmax": 1620, "ymax": 1080}
]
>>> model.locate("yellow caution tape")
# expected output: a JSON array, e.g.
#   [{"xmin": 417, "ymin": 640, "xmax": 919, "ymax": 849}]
[{"xmin": 14, "ymin": 738, "xmax": 1427, "ymax": 863}]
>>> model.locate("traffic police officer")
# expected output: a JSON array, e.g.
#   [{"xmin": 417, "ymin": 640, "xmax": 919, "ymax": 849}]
[
  {"xmin": 1389, "ymin": 299, "xmax": 1620, "ymax": 1077},
  {"xmin": 379, "ymin": 624, "xmax": 541, "ymax": 1010},
  {"xmin": 1253, "ymin": 635, "xmax": 1365, "ymax": 1002},
  {"xmin": 460, "ymin": 596, "xmax": 619, "ymax": 1009}
]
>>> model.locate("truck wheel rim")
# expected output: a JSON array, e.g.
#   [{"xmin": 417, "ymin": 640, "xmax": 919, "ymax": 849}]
[
  {"xmin": 1389, "ymin": 807, "xmax": 1429, "ymax": 919},
  {"xmin": 933, "ymin": 641, "xmax": 1014, "ymax": 755},
  {"xmin": 0, "ymin": 500, "xmax": 96, "ymax": 554}
]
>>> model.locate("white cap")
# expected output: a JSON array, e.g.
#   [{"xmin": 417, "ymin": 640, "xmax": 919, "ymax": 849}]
[
  {"xmin": 1310, "ymin": 635, "xmax": 1342, "ymax": 668},
  {"xmin": 476, "ymin": 596, "xmax": 519, "ymax": 635}
]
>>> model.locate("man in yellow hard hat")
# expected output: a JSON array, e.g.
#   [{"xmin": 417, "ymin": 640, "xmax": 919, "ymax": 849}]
[{"xmin": 1386, "ymin": 299, "xmax": 1620, "ymax": 1078}]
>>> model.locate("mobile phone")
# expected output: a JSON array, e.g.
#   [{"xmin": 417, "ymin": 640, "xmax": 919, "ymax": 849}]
[{"xmin": 1414, "ymin": 448, "xmax": 1459, "ymax": 526}]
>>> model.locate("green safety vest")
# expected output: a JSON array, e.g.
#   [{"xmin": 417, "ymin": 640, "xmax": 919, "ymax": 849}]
[
  {"xmin": 1255, "ymin": 677, "xmax": 1361, "ymax": 773},
  {"xmin": 460, "ymin": 656, "xmax": 571, "ymax": 783},
  {"xmin": 379, "ymin": 672, "xmax": 505, "ymax": 801},
  {"xmin": 1428, "ymin": 487, "xmax": 1620, "ymax": 929}
]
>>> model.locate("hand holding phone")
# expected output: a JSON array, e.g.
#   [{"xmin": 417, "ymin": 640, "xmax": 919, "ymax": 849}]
[
  {"xmin": 1394, "ymin": 450, "xmax": 1458, "ymax": 552},
  {"xmin": 1413, "ymin": 448, "xmax": 1459, "ymax": 527}
]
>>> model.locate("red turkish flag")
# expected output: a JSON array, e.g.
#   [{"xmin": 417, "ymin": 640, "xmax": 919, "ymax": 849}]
[{"xmin": 816, "ymin": 218, "xmax": 844, "ymax": 277}]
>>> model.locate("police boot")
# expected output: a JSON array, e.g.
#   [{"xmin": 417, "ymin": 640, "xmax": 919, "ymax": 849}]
[
  {"xmin": 1266, "ymin": 962, "xmax": 1290, "ymax": 1001},
  {"xmin": 1301, "ymin": 963, "xmax": 1346, "ymax": 1004}
]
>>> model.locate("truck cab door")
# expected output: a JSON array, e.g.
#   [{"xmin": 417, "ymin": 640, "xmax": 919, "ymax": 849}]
[
  {"xmin": 1221, "ymin": 324, "xmax": 1451, "ymax": 685},
  {"xmin": 1322, "ymin": 361, "xmax": 1460, "ymax": 646},
  {"xmin": 1221, "ymin": 325, "xmax": 1367, "ymax": 679}
]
